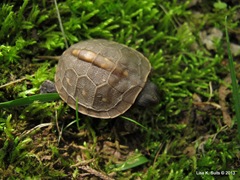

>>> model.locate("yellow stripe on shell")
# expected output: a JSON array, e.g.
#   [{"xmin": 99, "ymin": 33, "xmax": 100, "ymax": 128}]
[{"xmin": 72, "ymin": 49, "xmax": 128, "ymax": 77}]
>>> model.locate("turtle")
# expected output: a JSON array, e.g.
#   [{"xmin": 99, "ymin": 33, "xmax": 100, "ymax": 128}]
[{"xmin": 41, "ymin": 39, "xmax": 159, "ymax": 119}]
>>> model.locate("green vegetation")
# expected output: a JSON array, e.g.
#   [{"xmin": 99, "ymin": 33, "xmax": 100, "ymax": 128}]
[
  {"xmin": 225, "ymin": 16, "xmax": 240, "ymax": 136},
  {"xmin": 0, "ymin": 0, "xmax": 240, "ymax": 179}
]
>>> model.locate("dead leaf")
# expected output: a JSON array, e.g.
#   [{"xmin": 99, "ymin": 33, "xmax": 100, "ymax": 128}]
[
  {"xmin": 219, "ymin": 75, "xmax": 232, "ymax": 127},
  {"xmin": 187, "ymin": 0, "xmax": 202, "ymax": 8},
  {"xmin": 192, "ymin": 93, "xmax": 221, "ymax": 111},
  {"xmin": 183, "ymin": 146, "xmax": 196, "ymax": 157},
  {"xmin": 230, "ymin": 43, "xmax": 240, "ymax": 56},
  {"xmin": 199, "ymin": 28, "xmax": 223, "ymax": 50}
]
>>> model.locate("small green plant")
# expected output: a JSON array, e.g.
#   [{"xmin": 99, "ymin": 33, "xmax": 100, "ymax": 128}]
[
  {"xmin": 0, "ymin": 115, "xmax": 32, "ymax": 173},
  {"xmin": 0, "ymin": 0, "xmax": 240, "ymax": 179}
]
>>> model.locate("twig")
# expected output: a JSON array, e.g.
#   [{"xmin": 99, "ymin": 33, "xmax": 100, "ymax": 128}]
[
  {"xmin": 79, "ymin": 165, "xmax": 115, "ymax": 180},
  {"xmin": 0, "ymin": 75, "xmax": 33, "ymax": 89}
]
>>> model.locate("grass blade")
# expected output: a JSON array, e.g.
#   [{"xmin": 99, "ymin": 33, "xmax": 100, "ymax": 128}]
[
  {"xmin": 112, "ymin": 153, "xmax": 149, "ymax": 171},
  {"xmin": 0, "ymin": 93, "xmax": 60, "ymax": 108},
  {"xmin": 225, "ymin": 16, "xmax": 240, "ymax": 137}
]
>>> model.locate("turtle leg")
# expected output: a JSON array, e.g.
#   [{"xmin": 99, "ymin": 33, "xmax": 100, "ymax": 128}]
[{"xmin": 40, "ymin": 80, "xmax": 57, "ymax": 93}]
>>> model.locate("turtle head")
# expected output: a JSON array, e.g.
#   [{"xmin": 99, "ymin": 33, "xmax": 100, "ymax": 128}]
[{"xmin": 136, "ymin": 81, "xmax": 159, "ymax": 107}]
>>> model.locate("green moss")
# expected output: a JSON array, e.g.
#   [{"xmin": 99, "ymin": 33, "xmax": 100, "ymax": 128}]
[{"xmin": 0, "ymin": 0, "xmax": 239, "ymax": 179}]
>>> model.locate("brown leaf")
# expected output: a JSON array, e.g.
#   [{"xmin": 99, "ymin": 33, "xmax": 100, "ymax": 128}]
[
  {"xmin": 199, "ymin": 28, "xmax": 223, "ymax": 50},
  {"xmin": 219, "ymin": 75, "xmax": 232, "ymax": 127},
  {"xmin": 183, "ymin": 146, "xmax": 196, "ymax": 157}
]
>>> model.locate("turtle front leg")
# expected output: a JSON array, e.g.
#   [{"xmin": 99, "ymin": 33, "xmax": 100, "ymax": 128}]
[{"xmin": 40, "ymin": 80, "xmax": 57, "ymax": 93}]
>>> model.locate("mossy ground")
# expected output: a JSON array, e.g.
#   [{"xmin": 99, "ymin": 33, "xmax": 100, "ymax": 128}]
[{"xmin": 0, "ymin": 0, "xmax": 240, "ymax": 179}]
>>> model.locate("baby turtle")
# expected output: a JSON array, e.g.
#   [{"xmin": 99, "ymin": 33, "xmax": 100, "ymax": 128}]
[{"xmin": 43, "ymin": 39, "xmax": 159, "ymax": 119}]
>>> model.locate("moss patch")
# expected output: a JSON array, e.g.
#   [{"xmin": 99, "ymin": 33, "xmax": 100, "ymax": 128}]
[{"xmin": 0, "ymin": 0, "xmax": 240, "ymax": 179}]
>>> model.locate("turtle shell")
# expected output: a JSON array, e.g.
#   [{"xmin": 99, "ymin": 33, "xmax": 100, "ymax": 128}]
[{"xmin": 55, "ymin": 39, "xmax": 151, "ymax": 118}]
